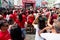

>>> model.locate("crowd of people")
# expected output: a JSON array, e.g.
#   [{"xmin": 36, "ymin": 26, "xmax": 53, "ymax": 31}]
[{"xmin": 0, "ymin": 7, "xmax": 60, "ymax": 40}]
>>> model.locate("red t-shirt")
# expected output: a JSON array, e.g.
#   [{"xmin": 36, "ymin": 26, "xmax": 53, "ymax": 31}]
[
  {"xmin": 52, "ymin": 13, "xmax": 57, "ymax": 19},
  {"xmin": 28, "ymin": 14, "xmax": 35, "ymax": 24},
  {"xmin": 0, "ymin": 30, "xmax": 11, "ymax": 40},
  {"xmin": 13, "ymin": 13, "xmax": 17, "ymax": 21},
  {"xmin": 10, "ymin": 13, "xmax": 17, "ymax": 21},
  {"xmin": 2, "ymin": 15, "xmax": 6, "ymax": 18},
  {"xmin": 15, "ymin": 19, "xmax": 25, "ymax": 28},
  {"xmin": 10, "ymin": 14, "xmax": 14, "ymax": 19},
  {"xmin": 22, "ymin": 14, "xmax": 27, "ymax": 22},
  {"xmin": 50, "ymin": 13, "xmax": 58, "ymax": 25}
]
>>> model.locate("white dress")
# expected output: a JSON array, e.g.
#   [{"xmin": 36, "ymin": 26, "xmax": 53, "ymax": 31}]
[{"xmin": 33, "ymin": 24, "xmax": 44, "ymax": 40}]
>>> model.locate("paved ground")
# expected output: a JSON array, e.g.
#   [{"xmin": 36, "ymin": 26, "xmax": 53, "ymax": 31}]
[{"xmin": 25, "ymin": 34, "xmax": 35, "ymax": 40}]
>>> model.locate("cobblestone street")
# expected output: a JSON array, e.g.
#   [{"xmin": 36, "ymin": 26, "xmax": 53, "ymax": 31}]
[{"xmin": 25, "ymin": 34, "xmax": 35, "ymax": 40}]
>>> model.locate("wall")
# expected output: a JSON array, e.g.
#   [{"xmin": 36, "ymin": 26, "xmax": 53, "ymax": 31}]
[
  {"xmin": 1, "ymin": 0, "xmax": 9, "ymax": 8},
  {"xmin": 8, "ymin": 0, "xmax": 14, "ymax": 7}
]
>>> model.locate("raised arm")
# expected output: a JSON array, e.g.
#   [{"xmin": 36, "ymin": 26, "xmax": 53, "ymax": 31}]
[
  {"xmin": 39, "ymin": 13, "xmax": 52, "ymax": 34},
  {"xmin": 32, "ymin": 14, "xmax": 39, "ymax": 25},
  {"xmin": 47, "ymin": 13, "xmax": 52, "ymax": 28}
]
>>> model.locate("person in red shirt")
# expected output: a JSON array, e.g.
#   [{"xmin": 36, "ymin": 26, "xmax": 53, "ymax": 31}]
[
  {"xmin": 22, "ymin": 13, "xmax": 27, "ymax": 22},
  {"xmin": 27, "ymin": 11, "xmax": 35, "ymax": 25},
  {"xmin": 52, "ymin": 13, "xmax": 57, "ymax": 19},
  {"xmin": 27, "ymin": 11, "xmax": 35, "ymax": 33},
  {"xmin": 15, "ymin": 14, "xmax": 26, "ymax": 39},
  {"xmin": 9, "ymin": 10, "xmax": 19, "ymax": 22},
  {"xmin": 16, "ymin": 14, "xmax": 25, "ymax": 28},
  {"xmin": 45, "ymin": 9, "xmax": 50, "ymax": 18},
  {"xmin": 25, "ymin": 9, "xmax": 29, "ymax": 16},
  {"xmin": 27, "ymin": 14, "xmax": 35, "ymax": 25},
  {"xmin": 0, "ymin": 21, "xmax": 11, "ymax": 40},
  {"xmin": 12, "ymin": 11, "xmax": 18, "ymax": 21},
  {"xmin": 50, "ymin": 13, "xmax": 58, "ymax": 25}
]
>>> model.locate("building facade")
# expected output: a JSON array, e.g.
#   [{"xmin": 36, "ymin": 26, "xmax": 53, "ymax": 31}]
[
  {"xmin": 0, "ymin": 0, "xmax": 14, "ymax": 8},
  {"xmin": 35, "ymin": 0, "xmax": 42, "ymax": 7},
  {"xmin": 1, "ymin": 0, "xmax": 9, "ymax": 8},
  {"xmin": 8, "ymin": 0, "xmax": 14, "ymax": 7},
  {"xmin": 22, "ymin": 0, "xmax": 36, "ymax": 8}
]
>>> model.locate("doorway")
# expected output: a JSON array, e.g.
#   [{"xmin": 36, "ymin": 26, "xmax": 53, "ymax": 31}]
[{"xmin": 25, "ymin": 3, "xmax": 34, "ymax": 9}]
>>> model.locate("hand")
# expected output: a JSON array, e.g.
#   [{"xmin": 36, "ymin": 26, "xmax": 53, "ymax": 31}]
[
  {"xmin": 35, "ymin": 16, "xmax": 39, "ymax": 19},
  {"xmin": 8, "ymin": 39, "xmax": 12, "ymax": 40},
  {"xmin": 35, "ymin": 13, "xmax": 40, "ymax": 19},
  {"xmin": 14, "ymin": 22, "xmax": 16, "ymax": 25}
]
